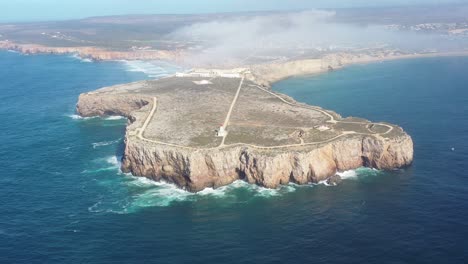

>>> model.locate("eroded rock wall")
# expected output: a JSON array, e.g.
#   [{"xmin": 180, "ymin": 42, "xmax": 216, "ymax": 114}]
[{"xmin": 120, "ymin": 134, "xmax": 413, "ymax": 192}]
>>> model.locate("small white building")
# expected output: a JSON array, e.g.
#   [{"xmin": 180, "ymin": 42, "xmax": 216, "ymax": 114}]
[
  {"xmin": 218, "ymin": 73, "xmax": 241, "ymax": 78},
  {"xmin": 193, "ymin": 80, "xmax": 212, "ymax": 85},
  {"xmin": 175, "ymin": 72, "xmax": 187, "ymax": 77},
  {"xmin": 217, "ymin": 126, "xmax": 228, "ymax": 137},
  {"xmin": 316, "ymin": 125, "xmax": 331, "ymax": 132},
  {"xmin": 175, "ymin": 68, "xmax": 244, "ymax": 79}
]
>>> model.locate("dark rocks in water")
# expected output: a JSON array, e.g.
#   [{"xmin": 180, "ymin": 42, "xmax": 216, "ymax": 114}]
[{"xmin": 327, "ymin": 174, "xmax": 342, "ymax": 186}]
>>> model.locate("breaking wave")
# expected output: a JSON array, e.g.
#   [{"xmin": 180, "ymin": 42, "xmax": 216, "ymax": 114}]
[
  {"xmin": 105, "ymin": 156, "xmax": 120, "ymax": 166},
  {"xmin": 66, "ymin": 114, "xmax": 94, "ymax": 120},
  {"xmin": 86, "ymin": 154, "xmax": 303, "ymax": 213},
  {"xmin": 86, "ymin": 156, "xmax": 386, "ymax": 214},
  {"xmin": 82, "ymin": 156, "xmax": 122, "ymax": 174},
  {"xmin": 92, "ymin": 139, "xmax": 122, "ymax": 149},
  {"xmin": 104, "ymin": 116, "xmax": 126, "ymax": 120},
  {"xmin": 69, "ymin": 53, "xmax": 93, "ymax": 63},
  {"xmin": 337, "ymin": 170, "xmax": 359, "ymax": 179},
  {"xmin": 89, "ymin": 177, "xmax": 300, "ymax": 213},
  {"xmin": 121, "ymin": 60, "xmax": 182, "ymax": 79},
  {"xmin": 65, "ymin": 114, "xmax": 126, "ymax": 122},
  {"xmin": 318, "ymin": 167, "xmax": 383, "ymax": 186}
]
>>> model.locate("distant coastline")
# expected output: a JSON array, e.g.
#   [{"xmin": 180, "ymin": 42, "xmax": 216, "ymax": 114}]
[
  {"xmin": 0, "ymin": 40, "xmax": 182, "ymax": 61},
  {"xmin": 2, "ymin": 39, "xmax": 468, "ymax": 88},
  {"xmin": 248, "ymin": 51, "xmax": 468, "ymax": 87}
]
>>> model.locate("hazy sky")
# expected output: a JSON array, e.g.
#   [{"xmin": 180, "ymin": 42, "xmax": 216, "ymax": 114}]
[{"xmin": 1, "ymin": 0, "xmax": 467, "ymax": 22}]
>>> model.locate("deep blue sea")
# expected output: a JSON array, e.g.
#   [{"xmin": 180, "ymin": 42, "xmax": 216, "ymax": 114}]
[{"xmin": 1, "ymin": 51, "xmax": 467, "ymax": 263}]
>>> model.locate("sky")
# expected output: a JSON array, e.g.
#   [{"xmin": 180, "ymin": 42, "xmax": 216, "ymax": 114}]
[{"xmin": 1, "ymin": 0, "xmax": 467, "ymax": 22}]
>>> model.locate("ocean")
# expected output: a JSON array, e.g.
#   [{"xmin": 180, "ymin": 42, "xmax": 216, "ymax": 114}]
[{"xmin": 0, "ymin": 51, "xmax": 467, "ymax": 263}]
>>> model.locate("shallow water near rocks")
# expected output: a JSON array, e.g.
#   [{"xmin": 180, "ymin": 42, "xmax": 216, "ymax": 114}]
[{"xmin": 1, "ymin": 51, "xmax": 467, "ymax": 263}]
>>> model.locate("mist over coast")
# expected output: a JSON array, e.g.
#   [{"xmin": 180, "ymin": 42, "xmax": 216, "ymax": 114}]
[{"xmin": 169, "ymin": 10, "xmax": 467, "ymax": 66}]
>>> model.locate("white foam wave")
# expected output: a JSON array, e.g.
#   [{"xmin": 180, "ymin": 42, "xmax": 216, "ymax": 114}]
[
  {"xmin": 316, "ymin": 167, "xmax": 383, "ymax": 186},
  {"xmin": 87, "ymin": 165, "xmax": 384, "ymax": 214},
  {"xmin": 92, "ymin": 139, "xmax": 121, "ymax": 149},
  {"xmin": 104, "ymin": 116, "xmax": 126, "ymax": 120},
  {"xmin": 355, "ymin": 167, "xmax": 382, "ymax": 176},
  {"xmin": 70, "ymin": 53, "xmax": 92, "ymax": 63},
  {"xmin": 126, "ymin": 176, "xmax": 161, "ymax": 188},
  {"xmin": 67, "ymin": 114, "xmax": 86, "ymax": 120},
  {"xmin": 106, "ymin": 156, "xmax": 120, "ymax": 166},
  {"xmin": 132, "ymin": 185, "xmax": 193, "ymax": 207},
  {"xmin": 121, "ymin": 60, "xmax": 182, "ymax": 79},
  {"xmin": 317, "ymin": 180, "xmax": 331, "ymax": 186},
  {"xmin": 130, "ymin": 179, "xmax": 297, "ymax": 206},
  {"xmin": 88, "ymin": 201, "xmax": 130, "ymax": 214},
  {"xmin": 88, "ymin": 176, "xmax": 303, "ymax": 214},
  {"xmin": 337, "ymin": 170, "xmax": 358, "ymax": 179},
  {"xmin": 65, "ymin": 114, "xmax": 100, "ymax": 120},
  {"xmin": 196, "ymin": 187, "xmax": 227, "ymax": 197},
  {"xmin": 87, "ymin": 156, "xmax": 387, "ymax": 214},
  {"xmin": 65, "ymin": 114, "xmax": 127, "ymax": 122},
  {"xmin": 82, "ymin": 156, "xmax": 122, "ymax": 174},
  {"xmin": 82, "ymin": 167, "xmax": 118, "ymax": 174}
]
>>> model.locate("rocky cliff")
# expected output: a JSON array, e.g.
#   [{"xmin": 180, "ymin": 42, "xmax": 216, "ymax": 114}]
[
  {"xmin": 119, "ymin": 134, "xmax": 413, "ymax": 192},
  {"xmin": 0, "ymin": 41, "xmax": 181, "ymax": 61}
]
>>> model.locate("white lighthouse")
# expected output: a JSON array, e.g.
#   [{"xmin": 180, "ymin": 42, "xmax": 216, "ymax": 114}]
[{"xmin": 217, "ymin": 126, "xmax": 227, "ymax": 137}]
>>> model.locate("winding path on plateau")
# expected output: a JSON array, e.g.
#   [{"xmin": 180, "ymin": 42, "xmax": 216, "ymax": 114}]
[{"xmin": 135, "ymin": 77, "xmax": 394, "ymax": 150}]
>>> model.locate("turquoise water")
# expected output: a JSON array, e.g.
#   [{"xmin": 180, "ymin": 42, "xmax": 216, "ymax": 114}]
[{"xmin": 1, "ymin": 51, "xmax": 467, "ymax": 263}]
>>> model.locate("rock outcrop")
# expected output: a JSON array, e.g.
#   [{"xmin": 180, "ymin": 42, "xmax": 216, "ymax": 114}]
[{"xmin": 326, "ymin": 174, "xmax": 343, "ymax": 186}]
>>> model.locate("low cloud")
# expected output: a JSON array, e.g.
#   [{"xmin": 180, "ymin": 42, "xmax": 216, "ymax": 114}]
[{"xmin": 169, "ymin": 10, "xmax": 464, "ymax": 66}]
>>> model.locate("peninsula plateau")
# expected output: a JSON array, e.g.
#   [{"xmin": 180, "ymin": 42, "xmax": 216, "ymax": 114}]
[{"xmin": 76, "ymin": 68, "xmax": 414, "ymax": 191}]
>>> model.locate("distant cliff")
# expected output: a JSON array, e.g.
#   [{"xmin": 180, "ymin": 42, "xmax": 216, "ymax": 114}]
[
  {"xmin": 247, "ymin": 51, "xmax": 468, "ymax": 87},
  {"xmin": 0, "ymin": 41, "xmax": 181, "ymax": 61}
]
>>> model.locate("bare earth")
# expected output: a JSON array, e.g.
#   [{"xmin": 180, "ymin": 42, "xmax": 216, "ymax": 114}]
[{"xmin": 79, "ymin": 76, "xmax": 402, "ymax": 149}]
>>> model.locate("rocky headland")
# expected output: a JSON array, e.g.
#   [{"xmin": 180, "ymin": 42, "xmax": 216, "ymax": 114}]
[{"xmin": 76, "ymin": 70, "xmax": 413, "ymax": 192}]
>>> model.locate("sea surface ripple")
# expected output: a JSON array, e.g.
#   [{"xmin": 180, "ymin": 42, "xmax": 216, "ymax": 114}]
[{"xmin": 1, "ymin": 51, "xmax": 467, "ymax": 263}]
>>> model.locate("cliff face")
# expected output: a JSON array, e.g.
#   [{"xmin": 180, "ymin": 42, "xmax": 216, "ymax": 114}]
[
  {"xmin": 119, "ymin": 134, "xmax": 413, "ymax": 192},
  {"xmin": 247, "ymin": 51, "xmax": 424, "ymax": 87},
  {"xmin": 0, "ymin": 41, "xmax": 181, "ymax": 61},
  {"xmin": 76, "ymin": 85, "xmax": 414, "ymax": 192}
]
